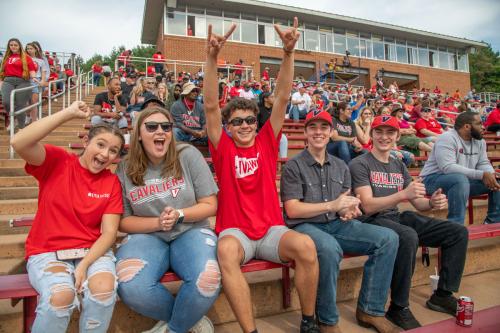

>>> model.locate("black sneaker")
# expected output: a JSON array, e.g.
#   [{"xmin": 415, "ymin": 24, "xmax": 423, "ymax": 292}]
[
  {"xmin": 300, "ymin": 320, "xmax": 320, "ymax": 333},
  {"xmin": 426, "ymin": 293, "xmax": 458, "ymax": 316},
  {"xmin": 386, "ymin": 306, "xmax": 421, "ymax": 330}
]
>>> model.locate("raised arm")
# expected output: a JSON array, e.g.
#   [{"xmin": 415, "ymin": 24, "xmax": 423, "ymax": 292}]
[
  {"xmin": 270, "ymin": 17, "xmax": 300, "ymax": 137},
  {"xmin": 203, "ymin": 23, "xmax": 237, "ymax": 149},
  {"xmin": 11, "ymin": 101, "xmax": 90, "ymax": 166}
]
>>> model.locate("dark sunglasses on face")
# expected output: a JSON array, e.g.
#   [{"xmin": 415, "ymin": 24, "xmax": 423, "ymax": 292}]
[
  {"xmin": 144, "ymin": 121, "xmax": 173, "ymax": 132},
  {"xmin": 422, "ymin": 109, "xmax": 432, "ymax": 113},
  {"xmin": 227, "ymin": 116, "xmax": 257, "ymax": 126}
]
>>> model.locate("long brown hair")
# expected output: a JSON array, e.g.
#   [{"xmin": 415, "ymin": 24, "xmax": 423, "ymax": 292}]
[
  {"xmin": 126, "ymin": 107, "xmax": 185, "ymax": 186},
  {"xmin": 0, "ymin": 38, "xmax": 29, "ymax": 80}
]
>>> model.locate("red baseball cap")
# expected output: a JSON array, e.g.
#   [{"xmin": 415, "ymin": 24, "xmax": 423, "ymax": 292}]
[
  {"xmin": 305, "ymin": 110, "xmax": 333, "ymax": 127},
  {"xmin": 371, "ymin": 116, "xmax": 400, "ymax": 130}
]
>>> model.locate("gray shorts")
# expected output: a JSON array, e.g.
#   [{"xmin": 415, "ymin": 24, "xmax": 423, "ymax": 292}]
[{"xmin": 219, "ymin": 226, "xmax": 290, "ymax": 264}]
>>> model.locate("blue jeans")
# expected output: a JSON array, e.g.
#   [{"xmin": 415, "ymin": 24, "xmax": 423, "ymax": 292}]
[
  {"xmin": 294, "ymin": 219, "xmax": 398, "ymax": 325},
  {"xmin": 290, "ymin": 105, "xmax": 308, "ymax": 120},
  {"xmin": 116, "ymin": 228, "xmax": 221, "ymax": 333},
  {"xmin": 91, "ymin": 115, "xmax": 128, "ymax": 129},
  {"xmin": 92, "ymin": 73, "xmax": 101, "ymax": 86},
  {"xmin": 326, "ymin": 141, "xmax": 367, "ymax": 164},
  {"xmin": 155, "ymin": 63, "xmax": 164, "ymax": 74},
  {"xmin": 423, "ymin": 173, "xmax": 500, "ymax": 224},
  {"xmin": 173, "ymin": 127, "xmax": 208, "ymax": 145},
  {"xmin": 27, "ymin": 251, "xmax": 117, "ymax": 333}
]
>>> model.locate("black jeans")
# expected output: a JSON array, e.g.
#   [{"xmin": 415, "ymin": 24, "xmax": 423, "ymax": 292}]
[{"xmin": 360, "ymin": 211, "xmax": 468, "ymax": 308}]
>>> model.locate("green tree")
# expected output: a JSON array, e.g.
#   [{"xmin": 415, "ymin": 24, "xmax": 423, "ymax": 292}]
[
  {"xmin": 81, "ymin": 45, "xmax": 156, "ymax": 73},
  {"xmin": 469, "ymin": 44, "xmax": 500, "ymax": 93}
]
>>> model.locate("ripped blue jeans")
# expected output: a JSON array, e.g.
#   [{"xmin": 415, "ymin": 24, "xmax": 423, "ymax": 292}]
[
  {"xmin": 115, "ymin": 228, "xmax": 221, "ymax": 333},
  {"xmin": 27, "ymin": 250, "xmax": 117, "ymax": 333}
]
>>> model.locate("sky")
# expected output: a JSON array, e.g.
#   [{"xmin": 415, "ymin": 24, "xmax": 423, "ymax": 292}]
[{"xmin": 0, "ymin": 0, "xmax": 499, "ymax": 61}]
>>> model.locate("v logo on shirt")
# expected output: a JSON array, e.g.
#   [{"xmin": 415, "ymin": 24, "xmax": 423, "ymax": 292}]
[{"xmin": 235, "ymin": 153, "xmax": 259, "ymax": 179}]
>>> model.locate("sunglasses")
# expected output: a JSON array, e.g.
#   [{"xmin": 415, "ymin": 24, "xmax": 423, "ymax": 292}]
[
  {"xmin": 227, "ymin": 116, "xmax": 257, "ymax": 126},
  {"xmin": 144, "ymin": 121, "xmax": 173, "ymax": 132},
  {"xmin": 421, "ymin": 109, "xmax": 432, "ymax": 113}
]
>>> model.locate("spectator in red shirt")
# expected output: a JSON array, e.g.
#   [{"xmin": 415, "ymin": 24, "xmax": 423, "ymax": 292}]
[
  {"xmin": 92, "ymin": 61, "xmax": 103, "ymax": 87},
  {"xmin": 152, "ymin": 51, "xmax": 165, "ymax": 74},
  {"xmin": 233, "ymin": 59, "xmax": 243, "ymax": 79},
  {"xmin": 433, "ymin": 86, "xmax": 441, "ymax": 95},
  {"xmin": 415, "ymin": 107, "xmax": 443, "ymax": 141},
  {"xmin": 229, "ymin": 79, "xmax": 243, "ymax": 99},
  {"xmin": 11, "ymin": 101, "xmax": 124, "ymax": 333},
  {"xmin": 261, "ymin": 66, "xmax": 270, "ymax": 81},
  {"xmin": 0, "ymin": 38, "xmax": 37, "ymax": 130},
  {"xmin": 484, "ymin": 102, "xmax": 500, "ymax": 132}
]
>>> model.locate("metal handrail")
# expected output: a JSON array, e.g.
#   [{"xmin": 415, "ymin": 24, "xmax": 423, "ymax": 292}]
[
  {"xmin": 9, "ymin": 84, "xmax": 42, "ymax": 158},
  {"xmin": 47, "ymin": 78, "xmax": 67, "ymax": 116}
]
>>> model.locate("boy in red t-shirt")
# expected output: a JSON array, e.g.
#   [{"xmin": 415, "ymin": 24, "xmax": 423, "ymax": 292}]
[
  {"xmin": 204, "ymin": 19, "xmax": 320, "ymax": 333},
  {"xmin": 152, "ymin": 51, "xmax": 165, "ymax": 74}
]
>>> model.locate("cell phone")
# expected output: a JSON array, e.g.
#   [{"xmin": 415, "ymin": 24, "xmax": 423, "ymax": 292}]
[{"xmin": 56, "ymin": 248, "xmax": 89, "ymax": 260}]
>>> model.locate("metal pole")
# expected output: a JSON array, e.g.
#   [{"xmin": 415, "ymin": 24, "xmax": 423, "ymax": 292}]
[
  {"xmin": 68, "ymin": 77, "xmax": 71, "ymax": 105},
  {"xmin": 9, "ymin": 90, "xmax": 15, "ymax": 159},
  {"xmin": 146, "ymin": 59, "xmax": 149, "ymax": 77},
  {"xmin": 48, "ymin": 81, "xmax": 52, "ymax": 116},
  {"xmin": 174, "ymin": 63, "xmax": 177, "ymax": 80},
  {"xmin": 38, "ymin": 88, "xmax": 42, "ymax": 120}
]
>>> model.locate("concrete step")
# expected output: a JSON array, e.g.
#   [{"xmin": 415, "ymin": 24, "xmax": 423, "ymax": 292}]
[
  {"xmin": 0, "ymin": 168, "xmax": 27, "ymax": 177},
  {"xmin": 0, "ymin": 199, "xmax": 38, "ymax": 215},
  {"xmin": 0, "ymin": 187, "xmax": 38, "ymax": 200},
  {"xmin": 0, "ymin": 234, "xmax": 27, "ymax": 259},
  {"xmin": 0, "ymin": 160, "xmax": 25, "ymax": 168},
  {"xmin": 0, "ymin": 254, "xmax": 499, "ymax": 332},
  {"xmin": 0, "ymin": 176, "xmax": 37, "ymax": 187}
]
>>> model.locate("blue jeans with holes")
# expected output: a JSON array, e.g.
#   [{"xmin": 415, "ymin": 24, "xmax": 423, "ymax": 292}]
[
  {"xmin": 27, "ymin": 250, "xmax": 117, "ymax": 333},
  {"xmin": 293, "ymin": 219, "xmax": 398, "ymax": 325},
  {"xmin": 289, "ymin": 105, "xmax": 308, "ymax": 120},
  {"xmin": 116, "ymin": 228, "xmax": 221, "ymax": 333},
  {"xmin": 423, "ymin": 173, "xmax": 500, "ymax": 224}
]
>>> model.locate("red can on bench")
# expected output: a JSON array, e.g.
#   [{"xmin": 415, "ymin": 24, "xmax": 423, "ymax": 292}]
[{"xmin": 456, "ymin": 296, "xmax": 473, "ymax": 327}]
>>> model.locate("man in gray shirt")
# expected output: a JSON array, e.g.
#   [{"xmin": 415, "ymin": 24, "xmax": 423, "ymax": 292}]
[
  {"xmin": 281, "ymin": 110, "xmax": 400, "ymax": 333},
  {"xmin": 420, "ymin": 111, "xmax": 499, "ymax": 224}
]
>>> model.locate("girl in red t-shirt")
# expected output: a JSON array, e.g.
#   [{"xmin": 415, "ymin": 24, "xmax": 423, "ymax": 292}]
[
  {"xmin": 25, "ymin": 43, "xmax": 48, "ymax": 125},
  {"xmin": 11, "ymin": 101, "xmax": 125, "ymax": 332},
  {"xmin": 0, "ymin": 38, "xmax": 37, "ymax": 130},
  {"xmin": 92, "ymin": 61, "xmax": 103, "ymax": 87}
]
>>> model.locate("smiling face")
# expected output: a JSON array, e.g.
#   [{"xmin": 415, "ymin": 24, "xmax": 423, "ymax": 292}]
[
  {"xmin": 9, "ymin": 40, "xmax": 20, "ymax": 54},
  {"xmin": 305, "ymin": 120, "xmax": 332, "ymax": 151},
  {"xmin": 25, "ymin": 44, "xmax": 36, "ymax": 57},
  {"xmin": 80, "ymin": 132, "xmax": 123, "ymax": 174},
  {"xmin": 371, "ymin": 126, "xmax": 400, "ymax": 153},
  {"xmin": 139, "ymin": 112, "xmax": 173, "ymax": 165},
  {"xmin": 226, "ymin": 109, "xmax": 258, "ymax": 147}
]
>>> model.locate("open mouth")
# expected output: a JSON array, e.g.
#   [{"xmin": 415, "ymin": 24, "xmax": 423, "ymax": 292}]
[
  {"xmin": 93, "ymin": 157, "xmax": 107, "ymax": 169},
  {"xmin": 154, "ymin": 138, "xmax": 166, "ymax": 150}
]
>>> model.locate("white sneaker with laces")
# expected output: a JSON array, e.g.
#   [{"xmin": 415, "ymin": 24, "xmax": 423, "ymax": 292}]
[{"xmin": 189, "ymin": 316, "xmax": 214, "ymax": 333}]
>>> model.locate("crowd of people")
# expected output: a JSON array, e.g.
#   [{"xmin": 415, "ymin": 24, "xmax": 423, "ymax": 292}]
[
  {"xmin": 0, "ymin": 38, "xmax": 77, "ymax": 130},
  {"xmin": 4, "ymin": 16, "xmax": 500, "ymax": 333}
]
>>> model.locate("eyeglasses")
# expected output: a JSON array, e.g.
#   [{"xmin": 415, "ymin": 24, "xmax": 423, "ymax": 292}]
[
  {"xmin": 421, "ymin": 108, "xmax": 432, "ymax": 113},
  {"xmin": 144, "ymin": 121, "xmax": 173, "ymax": 132},
  {"xmin": 227, "ymin": 116, "xmax": 257, "ymax": 126}
]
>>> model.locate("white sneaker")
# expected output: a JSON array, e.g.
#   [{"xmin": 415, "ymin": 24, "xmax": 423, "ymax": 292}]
[
  {"xmin": 189, "ymin": 316, "xmax": 214, "ymax": 333},
  {"xmin": 142, "ymin": 320, "xmax": 168, "ymax": 333}
]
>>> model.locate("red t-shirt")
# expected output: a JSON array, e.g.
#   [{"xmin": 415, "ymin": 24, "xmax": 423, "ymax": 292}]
[
  {"xmin": 229, "ymin": 86, "xmax": 243, "ymax": 98},
  {"xmin": 209, "ymin": 122, "xmax": 284, "ymax": 239},
  {"xmin": 49, "ymin": 72, "xmax": 58, "ymax": 81},
  {"xmin": 262, "ymin": 70, "xmax": 269, "ymax": 81},
  {"xmin": 92, "ymin": 64, "xmax": 103, "ymax": 73},
  {"xmin": 439, "ymin": 106, "xmax": 457, "ymax": 121},
  {"xmin": 485, "ymin": 108, "xmax": 500, "ymax": 127},
  {"xmin": 24, "ymin": 145, "xmax": 123, "ymax": 259},
  {"xmin": 415, "ymin": 118, "xmax": 442, "ymax": 137},
  {"xmin": 2, "ymin": 54, "xmax": 36, "ymax": 78},
  {"xmin": 47, "ymin": 56, "xmax": 54, "ymax": 66},
  {"xmin": 147, "ymin": 65, "xmax": 156, "ymax": 75},
  {"xmin": 65, "ymin": 68, "xmax": 74, "ymax": 77},
  {"xmin": 152, "ymin": 53, "xmax": 164, "ymax": 63}
]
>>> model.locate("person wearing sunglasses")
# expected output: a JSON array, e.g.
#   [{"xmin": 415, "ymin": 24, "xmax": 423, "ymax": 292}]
[
  {"xmin": 204, "ymin": 18, "xmax": 322, "ymax": 333},
  {"xmin": 170, "ymin": 82, "xmax": 208, "ymax": 144},
  {"xmin": 420, "ymin": 111, "xmax": 499, "ymax": 224},
  {"xmin": 414, "ymin": 107, "xmax": 443, "ymax": 142},
  {"xmin": 115, "ymin": 106, "xmax": 220, "ymax": 333}
]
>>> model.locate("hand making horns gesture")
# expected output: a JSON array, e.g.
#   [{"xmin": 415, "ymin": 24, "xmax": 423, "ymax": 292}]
[
  {"xmin": 274, "ymin": 16, "xmax": 300, "ymax": 54},
  {"xmin": 206, "ymin": 23, "xmax": 237, "ymax": 57}
]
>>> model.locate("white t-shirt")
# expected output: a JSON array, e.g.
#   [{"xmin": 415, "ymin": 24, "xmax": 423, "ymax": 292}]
[
  {"xmin": 291, "ymin": 91, "xmax": 311, "ymax": 111},
  {"xmin": 239, "ymin": 89, "xmax": 255, "ymax": 100}
]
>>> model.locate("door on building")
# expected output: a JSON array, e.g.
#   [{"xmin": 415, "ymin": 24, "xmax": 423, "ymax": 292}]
[
  {"xmin": 379, "ymin": 70, "xmax": 419, "ymax": 91},
  {"xmin": 260, "ymin": 57, "xmax": 316, "ymax": 82}
]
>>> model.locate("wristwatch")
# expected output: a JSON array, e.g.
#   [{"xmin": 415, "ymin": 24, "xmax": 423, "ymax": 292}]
[{"xmin": 176, "ymin": 209, "xmax": 184, "ymax": 224}]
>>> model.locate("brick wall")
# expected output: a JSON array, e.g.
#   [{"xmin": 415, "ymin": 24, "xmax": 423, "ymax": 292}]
[{"xmin": 161, "ymin": 35, "xmax": 471, "ymax": 94}]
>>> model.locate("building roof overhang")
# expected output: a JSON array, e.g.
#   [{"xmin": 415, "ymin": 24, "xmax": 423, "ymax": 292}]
[{"xmin": 142, "ymin": 0, "xmax": 488, "ymax": 50}]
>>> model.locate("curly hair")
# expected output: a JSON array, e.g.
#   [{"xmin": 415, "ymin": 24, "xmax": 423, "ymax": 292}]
[{"xmin": 221, "ymin": 97, "xmax": 259, "ymax": 123}]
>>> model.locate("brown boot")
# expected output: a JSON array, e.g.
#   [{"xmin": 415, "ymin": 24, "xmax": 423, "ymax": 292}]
[
  {"xmin": 319, "ymin": 322, "xmax": 342, "ymax": 333},
  {"xmin": 356, "ymin": 308, "xmax": 402, "ymax": 333}
]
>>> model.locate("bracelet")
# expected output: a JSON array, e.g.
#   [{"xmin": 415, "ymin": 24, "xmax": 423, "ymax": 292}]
[{"xmin": 428, "ymin": 199, "xmax": 434, "ymax": 209}]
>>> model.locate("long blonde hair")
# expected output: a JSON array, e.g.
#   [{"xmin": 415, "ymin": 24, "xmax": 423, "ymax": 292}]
[
  {"xmin": 126, "ymin": 106, "xmax": 185, "ymax": 186},
  {"xmin": 0, "ymin": 38, "xmax": 29, "ymax": 80}
]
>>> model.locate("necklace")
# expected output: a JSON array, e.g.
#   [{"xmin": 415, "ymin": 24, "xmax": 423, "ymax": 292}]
[{"xmin": 183, "ymin": 98, "xmax": 194, "ymax": 115}]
